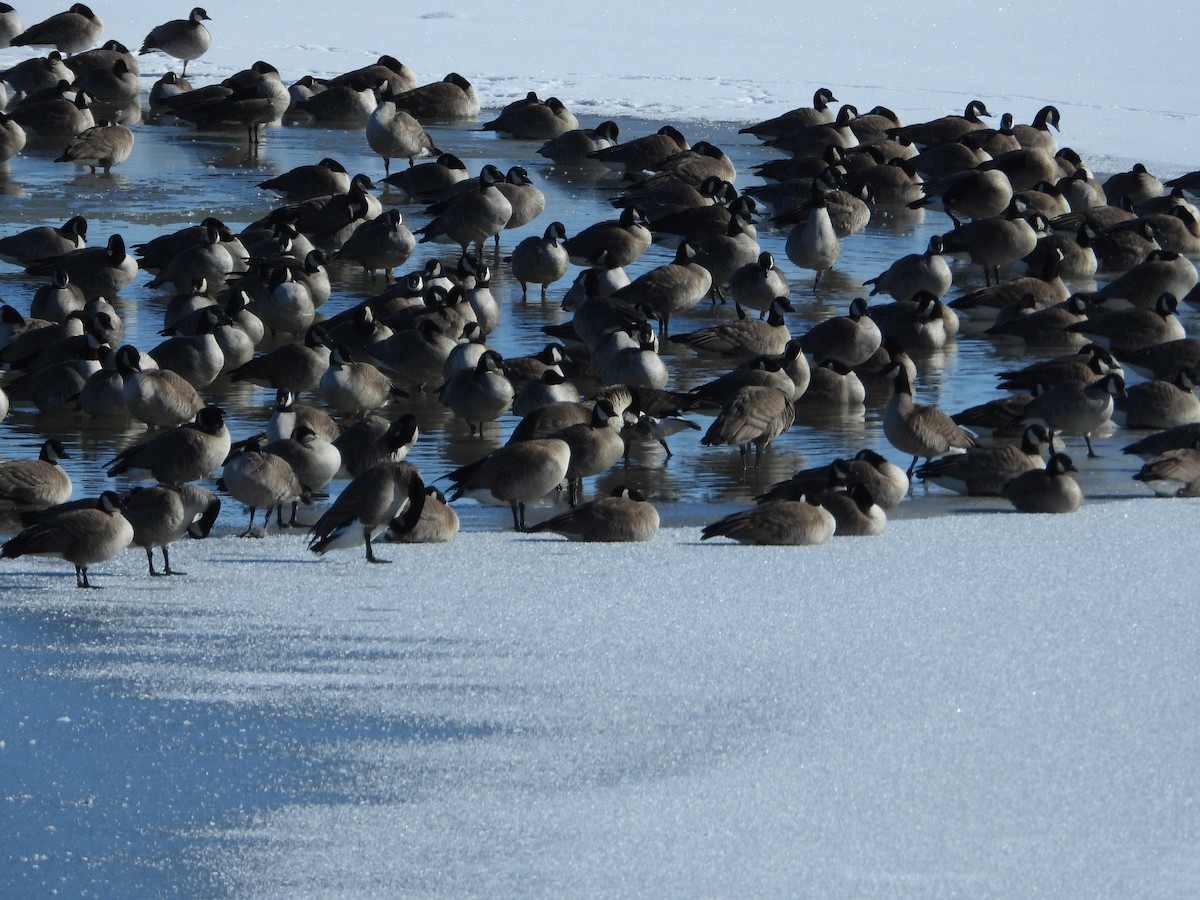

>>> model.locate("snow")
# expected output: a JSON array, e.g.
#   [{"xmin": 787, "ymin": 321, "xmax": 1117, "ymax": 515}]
[{"xmin": 3, "ymin": 0, "xmax": 1200, "ymax": 895}]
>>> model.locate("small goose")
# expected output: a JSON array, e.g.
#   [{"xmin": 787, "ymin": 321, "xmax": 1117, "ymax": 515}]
[
  {"xmin": 105, "ymin": 406, "xmax": 231, "ymax": 484},
  {"xmin": 2, "ymin": 491, "xmax": 132, "ymax": 589},
  {"xmin": 916, "ymin": 423, "xmax": 1050, "ymax": 495},
  {"xmin": 509, "ymin": 221, "xmax": 570, "ymax": 299},
  {"xmin": 1002, "ymin": 452, "xmax": 1083, "ymax": 513},
  {"xmin": 309, "ymin": 461, "xmax": 426, "ymax": 563},
  {"xmin": 218, "ymin": 436, "xmax": 309, "ymax": 537},
  {"xmin": 1132, "ymin": 438, "xmax": 1200, "ymax": 496},
  {"xmin": 882, "ymin": 362, "xmax": 977, "ymax": 477},
  {"xmin": 701, "ymin": 496, "xmax": 836, "ymax": 546},
  {"xmin": 700, "ymin": 385, "xmax": 795, "ymax": 467},
  {"xmin": 11, "ymin": 3, "xmax": 104, "ymax": 55},
  {"xmin": 669, "ymin": 297, "xmax": 793, "ymax": 359},
  {"xmin": 1017, "ymin": 372, "xmax": 1126, "ymax": 457},
  {"xmin": 137, "ymin": 6, "xmax": 208, "ymax": 76},
  {"xmin": 527, "ymin": 486, "xmax": 659, "ymax": 542},
  {"xmin": 798, "ymin": 297, "xmax": 882, "ymax": 368},
  {"xmin": 446, "ymin": 437, "xmax": 572, "ymax": 531},
  {"xmin": 0, "ymin": 439, "xmax": 73, "ymax": 508},
  {"xmin": 367, "ymin": 91, "xmax": 439, "ymax": 175},
  {"xmin": 123, "ymin": 483, "xmax": 220, "ymax": 576},
  {"xmin": 1111, "ymin": 370, "xmax": 1200, "ymax": 429},
  {"xmin": 382, "ymin": 486, "xmax": 459, "ymax": 543}
]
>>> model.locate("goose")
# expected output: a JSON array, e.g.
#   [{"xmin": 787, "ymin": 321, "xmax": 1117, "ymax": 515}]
[
  {"xmin": 550, "ymin": 399, "xmax": 625, "ymax": 506},
  {"xmin": 784, "ymin": 184, "xmax": 841, "ymax": 287},
  {"xmin": 512, "ymin": 369, "xmax": 578, "ymax": 418},
  {"xmin": 294, "ymin": 82, "xmax": 377, "ymax": 123},
  {"xmin": 1065, "ymin": 292, "xmax": 1185, "ymax": 354},
  {"xmin": 0, "ymin": 49, "xmax": 71, "ymax": 94},
  {"xmin": 1118, "ymin": 338, "xmax": 1200, "ymax": 381},
  {"xmin": 863, "ymin": 235, "xmax": 952, "ymax": 302},
  {"xmin": 309, "ymin": 461, "xmax": 426, "ymax": 562},
  {"xmin": 915, "ymin": 424, "xmax": 1051, "ymax": 495},
  {"xmin": 872, "ymin": 292, "xmax": 956, "ymax": 352},
  {"xmin": 3, "ymin": 339, "xmax": 107, "ymax": 412},
  {"xmin": 386, "ymin": 72, "xmax": 479, "ymax": 119},
  {"xmin": 147, "ymin": 225, "xmax": 238, "ymax": 297},
  {"xmin": 29, "ymin": 268, "xmax": 87, "ymax": 322},
  {"xmin": 149, "ymin": 71, "xmax": 191, "ymax": 111},
  {"xmin": 382, "ymin": 486, "xmax": 459, "ymax": 543},
  {"xmin": 563, "ymin": 206, "xmax": 653, "ymax": 267},
  {"xmin": 123, "ymin": 483, "xmax": 220, "ymax": 576},
  {"xmin": 1111, "ymin": 370, "xmax": 1200, "ymax": 429},
  {"xmin": 1094, "ymin": 250, "xmax": 1197, "ymax": 310},
  {"xmin": 230, "ymin": 324, "xmax": 330, "ymax": 393},
  {"xmin": 701, "ymin": 385, "xmax": 795, "ymax": 467},
  {"xmin": 764, "ymin": 105, "xmax": 860, "ymax": 158},
  {"xmin": 382, "ymin": 152, "xmax": 469, "ymax": 201},
  {"xmin": 621, "ymin": 412, "xmax": 702, "ymax": 459},
  {"xmin": 0, "ymin": 110, "xmax": 26, "ymax": 161},
  {"xmin": 53, "ymin": 120, "xmax": 133, "ymax": 173},
  {"xmin": 263, "ymin": 426, "xmax": 342, "ymax": 527},
  {"xmin": 7, "ymin": 87, "xmax": 94, "ymax": 137},
  {"xmin": 105, "ymin": 406, "xmax": 231, "ymax": 484},
  {"xmin": 815, "ymin": 483, "xmax": 887, "ymax": 536},
  {"xmin": 738, "ymin": 88, "xmax": 838, "ymax": 138},
  {"xmin": 798, "ymin": 297, "xmax": 882, "ymax": 368},
  {"xmin": 266, "ymin": 389, "xmax": 341, "ymax": 444},
  {"xmin": 610, "ymin": 240, "xmax": 712, "ymax": 337},
  {"xmin": 1002, "ymin": 452, "xmax": 1083, "ymax": 513},
  {"xmin": 2, "ymin": 491, "xmax": 132, "ymax": 589},
  {"xmin": 794, "ymin": 359, "xmax": 864, "ymax": 407},
  {"xmin": 757, "ymin": 448, "xmax": 908, "ymax": 509},
  {"xmin": 367, "ymin": 92, "xmax": 439, "ymax": 174},
  {"xmin": 415, "ymin": 165, "xmax": 512, "ymax": 255},
  {"xmin": 537, "ymin": 120, "xmax": 620, "ymax": 165},
  {"xmin": 886, "ymin": 99, "xmax": 992, "ymax": 147},
  {"xmin": 909, "ymin": 141, "xmax": 994, "ymax": 181},
  {"xmin": 73, "ymin": 57, "xmax": 137, "ymax": 103},
  {"xmin": 882, "ymin": 362, "xmax": 977, "ymax": 477},
  {"xmin": 728, "ymin": 251, "xmax": 791, "ymax": 316},
  {"xmin": 363, "ymin": 316, "xmax": 461, "ymax": 388},
  {"xmin": 701, "ymin": 496, "xmax": 835, "ymax": 546},
  {"xmin": 911, "ymin": 167, "xmax": 1014, "ymax": 224},
  {"xmin": 696, "ymin": 214, "xmax": 761, "ymax": 295},
  {"xmin": 11, "ymin": 3, "xmax": 103, "ymax": 55},
  {"xmin": 1021, "ymin": 223, "xmax": 1098, "ymax": 281},
  {"xmin": 258, "ymin": 157, "xmax": 350, "ymax": 202},
  {"xmin": 0, "ymin": 216, "xmax": 87, "ymax": 267},
  {"xmin": 115, "ymin": 345, "xmax": 204, "ymax": 427},
  {"xmin": 510, "ymin": 221, "xmax": 570, "ymax": 299},
  {"xmin": 493, "ymin": 165, "xmax": 545, "ymax": 237},
  {"xmin": 949, "ymin": 246, "xmax": 1070, "ymax": 320},
  {"xmin": 0, "ymin": 439, "xmax": 73, "ymax": 508},
  {"xmin": 597, "ymin": 326, "xmax": 669, "ymax": 389},
  {"xmin": 147, "ymin": 306, "xmax": 226, "ymax": 388},
  {"xmin": 1103, "ymin": 163, "xmax": 1163, "ymax": 206},
  {"xmin": 997, "ymin": 343, "xmax": 1122, "ymax": 392},
  {"xmin": 669, "ymin": 297, "xmax": 793, "ymax": 359},
  {"xmin": 318, "ymin": 347, "xmax": 401, "ymax": 417},
  {"xmin": 588, "ymin": 124, "xmax": 689, "ymax": 174},
  {"xmin": 483, "ymin": 94, "xmax": 578, "ymax": 139},
  {"xmin": 527, "ymin": 486, "xmax": 659, "ymax": 542},
  {"xmin": 325, "ymin": 54, "xmax": 416, "ymax": 95},
  {"xmin": 1012, "ymin": 105, "xmax": 1061, "ymax": 153},
  {"xmin": 438, "ymin": 349, "xmax": 515, "ymax": 434},
  {"xmin": 1016, "ymin": 372, "xmax": 1126, "ymax": 457},
  {"xmin": 1132, "ymin": 438, "xmax": 1200, "ymax": 496},
  {"xmin": 334, "ymin": 412, "xmax": 419, "ymax": 477},
  {"xmin": 218, "ymin": 436, "xmax": 309, "ymax": 537},
  {"xmin": 939, "ymin": 204, "xmax": 1046, "ymax": 285},
  {"xmin": 25, "ymin": 233, "xmax": 138, "ymax": 299},
  {"xmin": 983, "ymin": 294, "xmax": 1091, "ymax": 349},
  {"xmin": 334, "ymin": 209, "xmax": 415, "ymax": 281},
  {"xmin": 446, "ymin": 438, "xmax": 572, "ymax": 531}
]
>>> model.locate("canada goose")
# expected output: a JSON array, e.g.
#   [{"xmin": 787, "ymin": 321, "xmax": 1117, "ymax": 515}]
[
  {"xmin": 218, "ymin": 436, "xmax": 309, "ymax": 537},
  {"xmin": 950, "ymin": 246, "xmax": 1069, "ymax": 320},
  {"xmin": 510, "ymin": 221, "xmax": 570, "ymax": 299},
  {"xmin": 0, "ymin": 439, "xmax": 73, "ymax": 508},
  {"xmin": 939, "ymin": 204, "xmax": 1045, "ymax": 285},
  {"xmin": 863, "ymin": 235, "xmax": 952, "ymax": 302},
  {"xmin": 757, "ymin": 448, "xmax": 908, "ymax": 509},
  {"xmin": 1111, "ymin": 370, "xmax": 1200, "ymax": 429},
  {"xmin": 2, "ymin": 491, "xmax": 132, "ymax": 589},
  {"xmin": 26, "ymin": 233, "xmax": 138, "ymax": 299},
  {"xmin": 915, "ymin": 424, "xmax": 1050, "ymax": 495},
  {"xmin": 149, "ymin": 71, "xmax": 191, "ymax": 111},
  {"xmin": 309, "ymin": 461, "xmax": 426, "ymax": 562},
  {"xmin": 115, "ymin": 345, "xmax": 203, "ymax": 427},
  {"xmin": 415, "ymin": 165, "xmax": 512, "ymax": 255},
  {"xmin": 382, "ymin": 486, "xmax": 459, "ymax": 543},
  {"xmin": 728, "ymin": 251, "xmax": 791, "ymax": 316},
  {"xmin": 1002, "ymin": 452, "xmax": 1083, "ymax": 513},
  {"xmin": 3, "ymin": 338, "xmax": 106, "ymax": 412},
  {"xmin": 997, "ymin": 343, "xmax": 1122, "ymax": 392},
  {"xmin": 363, "ymin": 316, "xmax": 461, "ymax": 388},
  {"xmin": 7, "ymin": 87, "xmax": 95, "ymax": 138},
  {"xmin": 798, "ymin": 297, "xmax": 882, "ymax": 367},
  {"xmin": 701, "ymin": 385, "xmax": 795, "ymax": 467},
  {"xmin": 872, "ymin": 292, "xmax": 956, "ymax": 351},
  {"xmin": 382, "ymin": 152, "xmax": 469, "ymax": 201},
  {"xmin": 294, "ymin": 82, "xmax": 377, "ymax": 123},
  {"xmin": 0, "ymin": 109, "xmax": 25, "ymax": 161},
  {"xmin": 1017, "ymin": 372, "xmax": 1126, "ymax": 457},
  {"xmin": 0, "ymin": 216, "xmax": 87, "ymax": 267},
  {"xmin": 147, "ymin": 306, "xmax": 226, "ymax": 388},
  {"xmin": 52, "ymin": 120, "xmax": 133, "ymax": 174},
  {"xmin": 1132, "ymin": 438, "xmax": 1200, "ymax": 496},
  {"xmin": 258, "ymin": 157, "xmax": 350, "ymax": 201},
  {"xmin": 784, "ymin": 184, "xmax": 841, "ymax": 288},
  {"xmin": 611, "ymin": 240, "xmax": 712, "ymax": 337},
  {"xmin": 105, "ymin": 405, "xmax": 230, "ymax": 484},
  {"xmin": 882, "ymin": 362, "xmax": 977, "ymax": 477},
  {"xmin": 316, "ymin": 347, "xmax": 398, "ymax": 417},
  {"xmin": 334, "ymin": 209, "xmax": 415, "ymax": 281},
  {"xmin": 161, "ymin": 60, "xmax": 290, "ymax": 145},
  {"xmin": 511, "ymin": 369, "xmax": 578, "ymax": 418},
  {"xmin": 65, "ymin": 38, "xmax": 139, "ymax": 80},
  {"xmin": 446, "ymin": 437, "xmax": 571, "ymax": 531},
  {"xmin": 1119, "ymin": 338, "xmax": 1200, "ymax": 381},
  {"xmin": 909, "ymin": 141, "xmax": 993, "ymax": 181},
  {"xmin": 11, "ymin": 3, "xmax": 103, "ymax": 55},
  {"xmin": 72, "ymin": 57, "xmax": 137, "ymax": 103},
  {"xmin": 29, "ymin": 268, "xmax": 86, "ymax": 323},
  {"xmin": 1065, "ymin": 292, "xmax": 1185, "ymax": 353},
  {"xmin": 386, "ymin": 72, "xmax": 479, "ymax": 119},
  {"xmin": 550, "ymin": 399, "xmax": 625, "ymax": 506},
  {"xmin": 537, "ymin": 120, "xmax": 620, "ymax": 165},
  {"xmin": 588, "ymin": 124, "xmax": 689, "ymax": 174},
  {"xmin": 701, "ymin": 496, "xmax": 836, "ymax": 546},
  {"xmin": 483, "ymin": 94, "xmax": 579, "ymax": 140},
  {"xmin": 1094, "ymin": 250, "xmax": 1198, "ymax": 310},
  {"xmin": 793, "ymin": 358, "xmax": 863, "ymax": 408},
  {"xmin": 262, "ymin": 426, "xmax": 341, "ymax": 527},
  {"xmin": 527, "ymin": 485, "xmax": 659, "ymax": 542},
  {"xmin": 984, "ymin": 294, "xmax": 1091, "ymax": 349},
  {"xmin": 887, "ymin": 99, "xmax": 992, "ymax": 147},
  {"xmin": 334, "ymin": 412, "xmax": 419, "ymax": 477},
  {"xmin": 0, "ymin": 49, "xmax": 71, "ymax": 94},
  {"xmin": 438, "ymin": 349, "xmax": 515, "ymax": 434},
  {"xmin": 815, "ymin": 483, "xmax": 887, "ymax": 536},
  {"xmin": 325, "ymin": 54, "xmax": 415, "ymax": 95},
  {"xmin": 695, "ymin": 214, "xmax": 761, "ymax": 295},
  {"xmin": 123, "ymin": 483, "xmax": 220, "ymax": 576},
  {"xmin": 911, "ymin": 168, "xmax": 1014, "ymax": 224},
  {"xmin": 367, "ymin": 93, "xmax": 439, "ymax": 174},
  {"xmin": 1103, "ymin": 163, "xmax": 1163, "ymax": 206},
  {"xmin": 670, "ymin": 297, "xmax": 793, "ymax": 359},
  {"xmin": 230, "ymin": 323, "xmax": 331, "ymax": 393},
  {"xmin": 1021, "ymin": 224, "xmax": 1098, "ymax": 281},
  {"xmin": 563, "ymin": 206, "xmax": 653, "ymax": 268},
  {"xmin": 266, "ymin": 389, "xmax": 341, "ymax": 444},
  {"xmin": 739, "ymin": 88, "xmax": 838, "ymax": 139}
]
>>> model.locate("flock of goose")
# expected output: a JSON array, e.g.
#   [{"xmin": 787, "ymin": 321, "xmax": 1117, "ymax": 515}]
[{"xmin": 1, "ymin": 4, "xmax": 1199, "ymax": 588}]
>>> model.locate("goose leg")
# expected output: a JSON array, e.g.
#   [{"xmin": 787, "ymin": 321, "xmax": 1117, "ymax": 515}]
[
  {"xmin": 163, "ymin": 545, "xmax": 185, "ymax": 577},
  {"xmin": 364, "ymin": 527, "xmax": 390, "ymax": 563},
  {"xmin": 146, "ymin": 546, "xmax": 162, "ymax": 576}
]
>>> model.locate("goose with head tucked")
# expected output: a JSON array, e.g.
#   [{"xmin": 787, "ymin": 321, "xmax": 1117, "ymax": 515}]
[
  {"xmin": 11, "ymin": 3, "xmax": 103, "ymax": 55},
  {"xmin": 1002, "ymin": 452, "xmax": 1083, "ymax": 513},
  {"xmin": 309, "ymin": 462, "xmax": 426, "ymax": 562},
  {"xmin": 122, "ymin": 483, "xmax": 220, "ymax": 576},
  {"xmin": 105, "ymin": 405, "xmax": 231, "ymax": 484},
  {"xmin": 3, "ymin": 490, "xmax": 132, "ymax": 589},
  {"xmin": 446, "ymin": 437, "xmax": 571, "ymax": 531},
  {"xmin": 702, "ymin": 495, "xmax": 835, "ymax": 546},
  {"xmin": 527, "ymin": 486, "xmax": 659, "ymax": 542}
]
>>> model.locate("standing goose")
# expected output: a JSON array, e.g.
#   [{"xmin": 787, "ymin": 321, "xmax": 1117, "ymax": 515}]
[
  {"xmin": 333, "ymin": 208, "xmax": 415, "ymax": 280},
  {"xmin": 527, "ymin": 486, "xmax": 659, "ymax": 542},
  {"xmin": 1002, "ymin": 452, "xmax": 1084, "ymax": 513},
  {"xmin": 562, "ymin": 206, "xmax": 653, "ymax": 268},
  {"xmin": 123, "ymin": 483, "xmax": 220, "ymax": 576},
  {"xmin": 53, "ymin": 121, "xmax": 134, "ymax": 174},
  {"xmin": 438, "ymin": 349, "xmax": 515, "ymax": 435},
  {"xmin": 784, "ymin": 183, "xmax": 841, "ymax": 288},
  {"xmin": 0, "ymin": 439, "xmax": 73, "ymax": 508},
  {"xmin": 264, "ymin": 426, "xmax": 342, "ymax": 527},
  {"xmin": 138, "ymin": 7, "xmax": 210, "ymax": 77},
  {"xmin": 728, "ymin": 251, "xmax": 791, "ymax": 316},
  {"xmin": 2, "ymin": 491, "xmax": 132, "ymax": 589},
  {"xmin": 334, "ymin": 412, "xmax": 419, "ymax": 477},
  {"xmin": 217, "ymin": 436, "xmax": 310, "ymax": 537},
  {"xmin": 701, "ymin": 496, "xmax": 836, "ymax": 546},
  {"xmin": 701, "ymin": 385, "xmax": 795, "ymax": 467},
  {"xmin": 105, "ymin": 406, "xmax": 231, "ymax": 484},
  {"xmin": 1017, "ymin": 372, "xmax": 1126, "ymax": 457},
  {"xmin": 366, "ymin": 91, "xmax": 439, "ymax": 175},
  {"xmin": 939, "ymin": 203, "xmax": 1045, "ymax": 285},
  {"xmin": 610, "ymin": 240, "xmax": 712, "ymax": 337},
  {"xmin": 669, "ymin": 297, "xmax": 793, "ymax": 359},
  {"xmin": 318, "ymin": 347, "xmax": 401, "ymax": 417},
  {"xmin": 446, "ymin": 438, "xmax": 572, "ymax": 531},
  {"xmin": 11, "ymin": 3, "xmax": 103, "ymax": 55},
  {"xmin": 309, "ymin": 462, "xmax": 426, "ymax": 563},
  {"xmin": 1065, "ymin": 293, "xmax": 1185, "ymax": 354},
  {"xmin": 882, "ymin": 362, "xmax": 977, "ymax": 478},
  {"xmin": 415, "ymin": 165, "xmax": 512, "ymax": 256},
  {"xmin": 550, "ymin": 399, "xmax": 625, "ymax": 506},
  {"xmin": 509, "ymin": 221, "xmax": 570, "ymax": 299}
]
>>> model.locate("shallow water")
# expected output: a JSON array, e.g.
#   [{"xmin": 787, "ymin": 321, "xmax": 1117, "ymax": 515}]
[{"xmin": 1, "ymin": 108, "xmax": 1186, "ymax": 524}]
